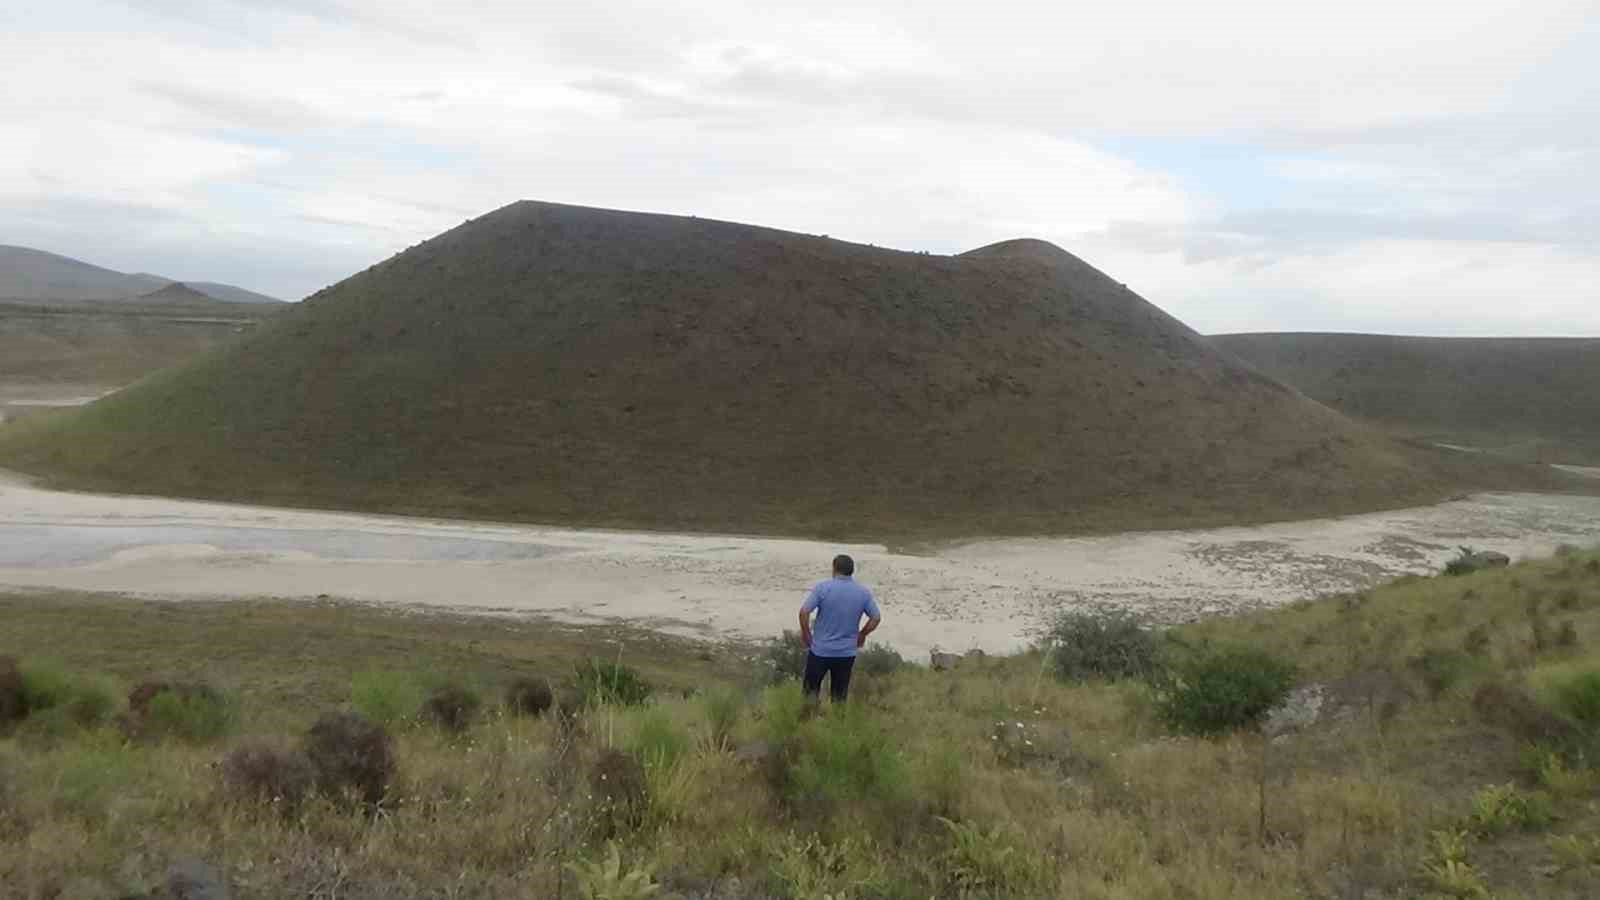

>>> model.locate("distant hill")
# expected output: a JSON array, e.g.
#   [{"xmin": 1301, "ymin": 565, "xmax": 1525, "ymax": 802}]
[
  {"xmin": 1213, "ymin": 332, "xmax": 1600, "ymax": 465},
  {"xmin": 135, "ymin": 282, "xmax": 254, "ymax": 308},
  {"xmin": 181, "ymin": 281, "xmax": 282, "ymax": 305},
  {"xmin": 0, "ymin": 245, "xmax": 283, "ymax": 304},
  {"xmin": 0, "ymin": 201, "xmax": 1580, "ymax": 539}
]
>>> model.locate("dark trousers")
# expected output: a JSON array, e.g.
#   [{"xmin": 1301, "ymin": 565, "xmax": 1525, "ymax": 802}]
[{"xmin": 802, "ymin": 652, "xmax": 856, "ymax": 702}]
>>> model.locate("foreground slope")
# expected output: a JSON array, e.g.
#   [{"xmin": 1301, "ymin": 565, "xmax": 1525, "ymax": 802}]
[
  {"xmin": 1215, "ymin": 332, "xmax": 1600, "ymax": 465},
  {"xmin": 0, "ymin": 202, "xmax": 1574, "ymax": 538},
  {"xmin": 3, "ymin": 545, "xmax": 1598, "ymax": 896}
]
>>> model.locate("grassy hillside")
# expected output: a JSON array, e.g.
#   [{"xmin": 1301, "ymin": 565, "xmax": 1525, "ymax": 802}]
[
  {"xmin": 0, "ymin": 300, "xmax": 278, "ymax": 388},
  {"xmin": 1214, "ymin": 333, "xmax": 1600, "ymax": 466},
  {"xmin": 3, "ymin": 546, "xmax": 1598, "ymax": 897},
  {"xmin": 0, "ymin": 201, "xmax": 1579, "ymax": 541}
]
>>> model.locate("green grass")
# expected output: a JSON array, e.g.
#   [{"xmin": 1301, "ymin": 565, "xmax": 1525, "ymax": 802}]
[
  {"xmin": 349, "ymin": 669, "xmax": 429, "ymax": 727},
  {"xmin": 1213, "ymin": 332, "xmax": 1600, "ymax": 467},
  {"xmin": 0, "ymin": 299, "xmax": 275, "ymax": 386},
  {"xmin": 1, "ymin": 545, "xmax": 1598, "ymax": 897}
]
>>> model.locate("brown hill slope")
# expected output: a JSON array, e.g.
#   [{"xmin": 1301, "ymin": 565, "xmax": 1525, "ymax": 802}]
[
  {"xmin": 1214, "ymin": 332, "xmax": 1600, "ymax": 466},
  {"xmin": 0, "ymin": 201, "xmax": 1576, "ymax": 539}
]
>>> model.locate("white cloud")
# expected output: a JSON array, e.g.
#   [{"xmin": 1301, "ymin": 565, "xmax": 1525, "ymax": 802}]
[{"xmin": 0, "ymin": 0, "xmax": 1595, "ymax": 330}]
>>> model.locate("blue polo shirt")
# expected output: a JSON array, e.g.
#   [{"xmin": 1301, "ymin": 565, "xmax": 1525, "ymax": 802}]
[{"xmin": 802, "ymin": 576, "xmax": 881, "ymax": 658}]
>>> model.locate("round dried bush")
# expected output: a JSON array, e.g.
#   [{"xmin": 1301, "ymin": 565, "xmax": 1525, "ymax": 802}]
[{"xmin": 303, "ymin": 711, "xmax": 395, "ymax": 806}]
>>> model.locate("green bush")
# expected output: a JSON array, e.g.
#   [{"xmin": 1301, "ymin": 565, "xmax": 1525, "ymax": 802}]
[
  {"xmin": 53, "ymin": 744, "xmax": 137, "ymax": 818},
  {"xmin": 1468, "ymin": 782, "xmax": 1554, "ymax": 834},
  {"xmin": 1045, "ymin": 609, "xmax": 1160, "ymax": 681},
  {"xmin": 699, "ymin": 686, "xmax": 742, "ymax": 751},
  {"xmin": 787, "ymin": 704, "xmax": 909, "ymax": 811},
  {"xmin": 939, "ymin": 816, "xmax": 1050, "ymax": 895},
  {"xmin": 917, "ymin": 744, "xmax": 966, "ymax": 818},
  {"xmin": 1409, "ymin": 647, "xmax": 1481, "ymax": 699},
  {"xmin": 1550, "ymin": 669, "xmax": 1600, "ymax": 731},
  {"xmin": 143, "ymin": 686, "xmax": 236, "ymax": 743},
  {"xmin": 1155, "ymin": 645, "xmax": 1296, "ymax": 735},
  {"xmin": 17, "ymin": 661, "xmax": 118, "ymax": 729},
  {"xmin": 575, "ymin": 659, "xmax": 652, "ymax": 707},
  {"xmin": 760, "ymin": 683, "xmax": 808, "ymax": 746},
  {"xmin": 350, "ymin": 670, "xmax": 428, "ymax": 727},
  {"xmin": 757, "ymin": 631, "xmax": 809, "ymax": 683},
  {"xmin": 630, "ymin": 707, "xmax": 689, "ymax": 769},
  {"xmin": 857, "ymin": 644, "xmax": 904, "ymax": 676}
]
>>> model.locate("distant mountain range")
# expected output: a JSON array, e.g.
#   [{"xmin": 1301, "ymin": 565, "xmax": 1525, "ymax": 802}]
[{"xmin": 0, "ymin": 245, "xmax": 284, "ymax": 304}]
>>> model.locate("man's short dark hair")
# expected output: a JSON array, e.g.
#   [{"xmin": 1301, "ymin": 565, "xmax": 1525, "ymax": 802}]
[{"xmin": 832, "ymin": 554, "xmax": 855, "ymax": 576}]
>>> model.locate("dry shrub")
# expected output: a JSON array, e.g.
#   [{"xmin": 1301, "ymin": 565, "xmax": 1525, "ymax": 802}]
[
  {"xmin": 506, "ymin": 677, "xmax": 554, "ymax": 716},
  {"xmin": 221, "ymin": 738, "xmax": 316, "ymax": 813},
  {"xmin": 303, "ymin": 711, "xmax": 395, "ymax": 806},
  {"xmin": 421, "ymin": 684, "xmax": 481, "ymax": 733},
  {"xmin": 0, "ymin": 657, "xmax": 23, "ymax": 730},
  {"xmin": 1472, "ymin": 681, "xmax": 1578, "ymax": 746},
  {"xmin": 590, "ymin": 747, "xmax": 647, "ymax": 832}
]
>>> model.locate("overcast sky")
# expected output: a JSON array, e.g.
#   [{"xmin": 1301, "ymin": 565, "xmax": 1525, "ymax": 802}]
[{"xmin": 3, "ymin": 1, "xmax": 1597, "ymax": 335}]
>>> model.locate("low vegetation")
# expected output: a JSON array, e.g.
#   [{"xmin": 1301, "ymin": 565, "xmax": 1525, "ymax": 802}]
[{"xmin": 2, "ymin": 544, "xmax": 1598, "ymax": 897}]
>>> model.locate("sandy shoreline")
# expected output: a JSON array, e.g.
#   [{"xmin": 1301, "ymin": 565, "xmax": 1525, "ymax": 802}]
[{"xmin": 2, "ymin": 470, "xmax": 1599, "ymax": 660}]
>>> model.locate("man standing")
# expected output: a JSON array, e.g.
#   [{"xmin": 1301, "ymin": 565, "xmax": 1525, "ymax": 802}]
[{"xmin": 798, "ymin": 554, "xmax": 883, "ymax": 702}]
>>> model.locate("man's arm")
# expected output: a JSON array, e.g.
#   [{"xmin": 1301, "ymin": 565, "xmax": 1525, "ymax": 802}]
[
  {"xmin": 799, "ymin": 584, "xmax": 821, "ymax": 649},
  {"xmin": 856, "ymin": 613, "xmax": 882, "ymax": 647}
]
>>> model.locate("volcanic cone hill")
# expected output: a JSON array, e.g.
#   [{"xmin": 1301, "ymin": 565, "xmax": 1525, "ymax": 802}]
[
  {"xmin": 0, "ymin": 201, "xmax": 1574, "ymax": 538},
  {"xmin": 1214, "ymin": 333, "xmax": 1600, "ymax": 466}
]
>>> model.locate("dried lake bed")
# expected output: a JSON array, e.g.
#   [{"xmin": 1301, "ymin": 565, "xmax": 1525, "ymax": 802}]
[{"xmin": 3, "ymin": 469, "xmax": 1599, "ymax": 661}]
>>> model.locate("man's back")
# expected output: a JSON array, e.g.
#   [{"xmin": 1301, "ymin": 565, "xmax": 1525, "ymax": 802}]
[{"xmin": 803, "ymin": 576, "xmax": 879, "ymax": 657}]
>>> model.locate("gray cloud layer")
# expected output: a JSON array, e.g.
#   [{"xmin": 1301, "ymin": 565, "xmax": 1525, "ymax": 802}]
[{"xmin": 1, "ymin": 0, "xmax": 1595, "ymax": 334}]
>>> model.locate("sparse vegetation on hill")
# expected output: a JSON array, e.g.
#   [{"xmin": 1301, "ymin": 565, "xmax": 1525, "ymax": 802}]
[
  {"xmin": 0, "ymin": 299, "xmax": 277, "ymax": 389},
  {"xmin": 1213, "ymin": 332, "xmax": 1600, "ymax": 466},
  {"xmin": 1, "ymin": 201, "xmax": 1579, "ymax": 541},
  {"xmin": 2, "ymin": 544, "xmax": 1598, "ymax": 897}
]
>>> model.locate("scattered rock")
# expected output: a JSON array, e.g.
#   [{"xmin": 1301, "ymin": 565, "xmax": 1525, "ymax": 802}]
[
  {"xmin": 1263, "ymin": 672, "xmax": 1412, "ymax": 738},
  {"xmin": 166, "ymin": 857, "xmax": 228, "ymax": 900},
  {"xmin": 930, "ymin": 648, "xmax": 989, "ymax": 671},
  {"xmin": 1263, "ymin": 684, "xmax": 1327, "ymax": 738},
  {"xmin": 733, "ymin": 740, "xmax": 774, "ymax": 764},
  {"xmin": 1449, "ymin": 548, "xmax": 1511, "ymax": 575}
]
